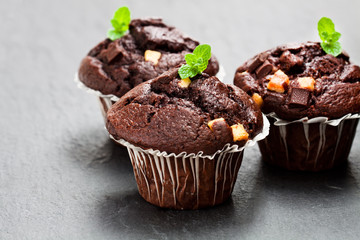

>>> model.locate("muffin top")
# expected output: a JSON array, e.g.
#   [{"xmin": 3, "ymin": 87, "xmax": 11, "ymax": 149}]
[
  {"xmin": 106, "ymin": 68, "xmax": 263, "ymax": 155},
  {"xmin": 78, "ymin": 18, "xmax": 219, "ymax": 98},
  {"xmin": 234, "ymin": 42, "xmax": 360, "ymax": 120}
]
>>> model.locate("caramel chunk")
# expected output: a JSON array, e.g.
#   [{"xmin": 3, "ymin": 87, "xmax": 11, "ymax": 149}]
[
  {"xmin": 178, "ymin": 78, "xmax": 191, "ymax": 88},
  {"xmin": 231, "ymin": 124, "xmax": 249, "ymax": 142},
  {"xmin": 267, "ymin": 70, "xmax": 289, "ymax": 93},
  {"xmin": 144, "ymin": 50, "xmax": 161, "ymax": 65},
  {"xmin": 252, "ymin": 93, "xmax": 263, "ymax": 107},
  {"xmin": 297, "ymin": 77, "xmax": 315, "ymax": 91}
]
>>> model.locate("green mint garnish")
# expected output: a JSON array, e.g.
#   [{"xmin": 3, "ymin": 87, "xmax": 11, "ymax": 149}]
[
  {"xmin": 178, "ymin": 44, "xmax": 212, "ymax": 79},
  {"xmin": 317, "ymin": 17, "xmax": 342, "ymax": 57},
  {"xmin": 107, "ymin": 6, "xmax": 131, "ymax": 41}
]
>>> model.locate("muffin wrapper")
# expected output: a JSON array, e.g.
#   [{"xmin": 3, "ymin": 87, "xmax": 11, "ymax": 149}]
[
  {"xmin": 97, "ymin": 96, "xmax": 115, "ymax": 122},
  {"xmin": 74, "ymin": 66, "xmax": 226, "ymax": 121},
  {"xmin": 259, "ymin": 112, "xmax": 360, "ymax": 171},
  {"xmin": 110, "ymin": 114, "xmax": 270, "ymax": 209}
]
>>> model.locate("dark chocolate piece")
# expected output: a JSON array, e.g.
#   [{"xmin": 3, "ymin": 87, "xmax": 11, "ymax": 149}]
[
  {"xmin": 340, "ymin": 65, "xmax": 360, "ymax": 82},
  {"xmin": 210, "ymin": 119, "xmax": 233, "ymax": 142},
  {"xmin": 255, "ymin": 60, "xmax": 273, "ymax": 78},
  {"xmin": 289, "ymin": 88, "xmax": 311, "ymax": 107},
  {"xmin": 279, "ymin": 50, "xmax": 303, "ymax": 71},
  {"xmin": 233, "ymin": 71, "xmax": 259, "ymax": 93},
  {"xmin": 104, "ymin": 42, "xmax": 123, "ymax": 63},
  {"xmin": 248, "ymin": 52, "xmax": 269, "ymax": 73}
]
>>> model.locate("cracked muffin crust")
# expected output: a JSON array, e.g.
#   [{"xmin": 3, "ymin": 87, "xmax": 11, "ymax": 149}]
[
  {"xmin": 79, "ymin": 18, "xmax": 219, "ymax": 98},
  {"xmin": 234, "ymin": 42, "xmax": 360, "ymax": 120},
  {"xmin": 106, "ymin": 68, "xmax": 263, "ymax": 155}
]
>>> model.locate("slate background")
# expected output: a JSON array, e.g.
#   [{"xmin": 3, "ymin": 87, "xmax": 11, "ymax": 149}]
[{"xmin": 1, "ymin": 0, "xmax": 360, "ymax": 239}]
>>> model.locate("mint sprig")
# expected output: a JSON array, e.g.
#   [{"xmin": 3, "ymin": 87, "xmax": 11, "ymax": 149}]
[
  {"xmin": 107, "ymin": 6, "xmax": 131, "ymax": 41},
  {"xmin": 178, "ymin": 44, "xmax": 212, "ymax": 79},
  {"xmin": 317, "ymin": 17, "xmax": 342, "ymax": 57}
]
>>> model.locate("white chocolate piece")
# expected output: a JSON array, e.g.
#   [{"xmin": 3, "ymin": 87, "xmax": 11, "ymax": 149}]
[
  {"xmin": 178, "ymin": 78, "xmax": 192, "ymax": 88},
  {"xmin": 144, "ymin": 50, "xmax": 161, "ymax": 65}
]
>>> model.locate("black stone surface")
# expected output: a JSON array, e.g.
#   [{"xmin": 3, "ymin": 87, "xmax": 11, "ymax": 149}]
[{"xmin": 1, "ymin": 0, "xmax": 360, "ymax": 239}]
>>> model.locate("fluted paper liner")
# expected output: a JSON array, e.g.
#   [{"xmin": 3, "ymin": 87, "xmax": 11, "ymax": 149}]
[
  {"xmin": 75, "ymin": 66, "xmax": 226, "ymax": 122},
  {"xmin": 74, "ymin": 74, "xmax": 118, "ymax": 122},
  {"xmin": 109, "ymin": 114, "xmax": 269, "ymax": 209},
  {"xmin": 259, "ymin": 112, "xmax": 360, "ymax": 171}
]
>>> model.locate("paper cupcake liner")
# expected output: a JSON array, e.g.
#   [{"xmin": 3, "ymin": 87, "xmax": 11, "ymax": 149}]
[
  {"xmin": 109, "ymin": 114, "xmax": 269, "ymax": 209},
  {"xmin": 259, "ymin": 112, "xmax": 360, "ymax": 171},
  {"xmin": 97, "ymin": 96, "xmax": 115, "ymax": 122},
  {"xmin": 216, "ymin": 65, "xmax": 226, "ymax": 83},
  {"xmin": 75, "ymin": 66, "xmax": 226, "ymax": 122},
  {"xmin": 74, "ymin": 73, "xmax": 120, "ymax": 102},
  {"xmin": 74, "ymin": 73, "xmax": 119, "ymax": 123},
  {"xmin": 126, "ymin": 145, "xmax": 243, "ymax": 209}
]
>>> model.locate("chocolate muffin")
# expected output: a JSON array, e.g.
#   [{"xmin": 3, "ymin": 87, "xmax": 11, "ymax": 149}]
[
  {"xmin": 78, "ymin": 18, "xmax": 219, "ymax": 99},
  {"xmin": 234, "ymin": 42, "xmax": 360, "ymax": 171},
  {"xmin": 106, "ymin": 67, "xmax": 266, "ymax": 209}
]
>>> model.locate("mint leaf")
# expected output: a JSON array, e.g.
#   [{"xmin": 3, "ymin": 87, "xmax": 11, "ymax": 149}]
[
  {"xmin": 107, "ymin": 6, "xmax": 131, "ymax": 41},
  {"xmin": 196, "ymin": 58, "xmax": 209, "ymax": 72},
  {"xmin": 320, "ymin": 41, "xmax": 342, "ymax": 57},
  {"xmin": 178, "ymin": 65, "xmax": 198, "ymax": 79},
  {"xmin": 107, "ymin": 29, "xmax": 124, "ymax": 41},
  {"xmin": 329, "ymin": 32, "xmax": 341, "ymax": 42},
  {"xmin": 318, "ymin": 17, "xmax": 335, "ymax": 41},
  {"xmin": 178, "ymin": 65, "xmax": 191, "ymax": 79},
  {"xmin": 317, "ymin": 17, "xmax": 342, "ymax": 57},
  {"xmin": 184, "ymin": 54, "xmax": 197, "ymax": 66},
  {"xmin": 178, "ymin": 44, "xmax": 212, "ymax": 79},
  {"xmin": 193, "ymin": 44, "xmax": 211, "ymax": 61}
]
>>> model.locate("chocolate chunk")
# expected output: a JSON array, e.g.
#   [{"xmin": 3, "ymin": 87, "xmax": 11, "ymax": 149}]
[
  {"xmin": 289, "ymin": 88, "xmax": 311, "ymax": 107},
  {"xmin": 234, "ymin": 71, "xmax": 259, "ymax": 93},
  {"xmin": 210, "ymin": 119, "xmax": 233, "ymax": 142},
  {"xmin": 279, "ymin": 50, "xmax": 303, "ymax": 71},
  {"xmin": 248, "ymin": 52, "xmax": 269, "ymax": 73},
  {"xmin": 256, "ymin": 60, "xmax": 273, "ymax": 78},
  {"xmin": 105, "ymin": 43, "xmax": 124, "ymax": 63},
  {"xmin": 340, "ymin": 65, "xmax": 360, "ymax": 82}
]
